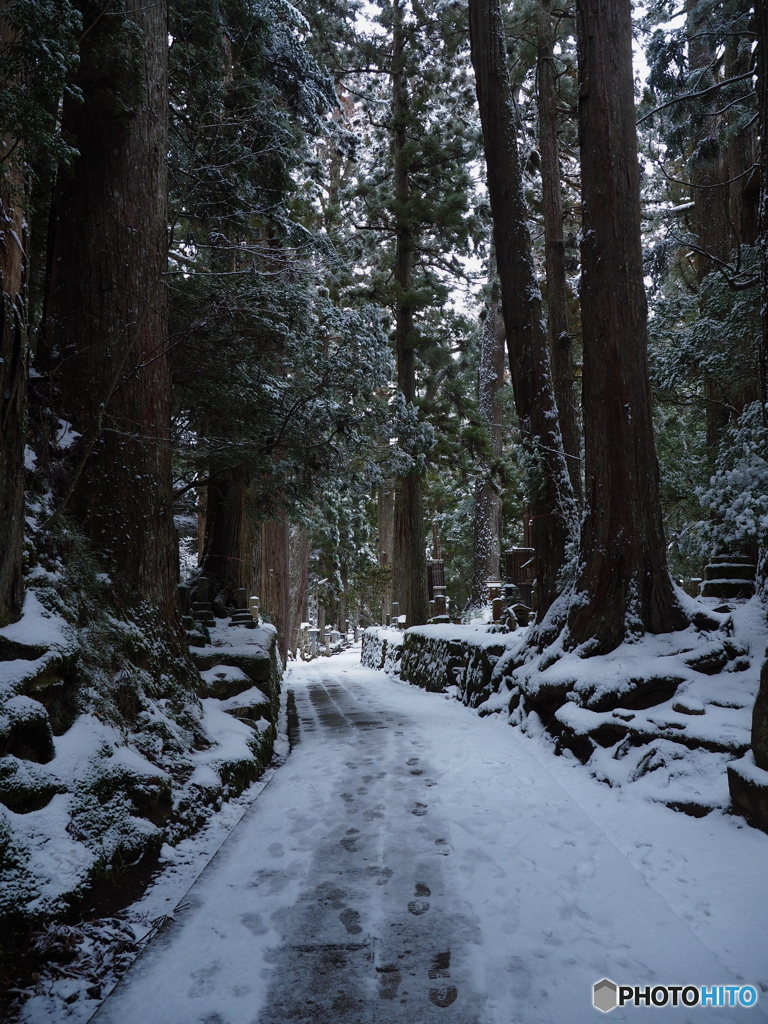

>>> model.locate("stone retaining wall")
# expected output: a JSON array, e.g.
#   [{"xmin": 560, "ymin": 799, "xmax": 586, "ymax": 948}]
[{"xmin": 363, "ymin": 625, "xmax": 510, "ymax": 707}]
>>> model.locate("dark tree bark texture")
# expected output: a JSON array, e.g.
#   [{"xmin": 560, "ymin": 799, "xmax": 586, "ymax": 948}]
[
  {"xmin": 260, "ymin": 518, "xmax": 290, "ymax": 666},
  {"xmin": 200, "ymin": 469, "xmax": 247, "ymax": 604},
  {"xmin": 391, "ymin": 0, "xmax": 429, "ymax": 627},
  {"xmin": 378, "ymin": 480, "xmax": 395, "ymax": 620},
  {"xmin": 537, "ymin": 0, "xmax": 581, "ymax": 503},
  {"xmin": 469, "ymin": 0, "xmax": 576, "ymax": 616},
  {"xmin": 568, "ymin": 0, "xmax": 687, "ymax": 651},
  {"xmin": 289, "ymin": 526, "xmax": 311, "ymax": 657},
  {"xmin": 751, "ymin": 0, "xmax": 768, "ymax": 771},
  {"xmin": 470, "ymin": 285, "xmax": 504, "ymax": 608},
  {"xmin": 0, "ymin": 88, "xmax": 27, "ymax": 626},
  {"xmin": 41, "ymin": 0, "xmax": 179, "ymax": 626}
]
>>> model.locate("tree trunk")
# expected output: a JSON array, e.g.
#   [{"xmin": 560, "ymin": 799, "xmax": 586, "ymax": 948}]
[
  {"xmin": 760, "ymin": 0, "xmax": 768, "ymax": 416},
  {"xmin": 567, "ymin": 0, "xmax": 687, "ymax": 651},
  {"xmin": 0, "ymin": 187, "xmax": 26, "ymax": 628},
  {"xmin": 0, "ymin": 176, "xmax": 25, "ymax": 626},
  {"xmin": 391, "ymin": 0, "xmax": 428, "ymax": 627},
  {"xmin": 200, "ymin": 468, "xmax": 248, "ymax": 604},
  {"xmin": 469, "ymin": 0, "xmax": 577, "ymax": 616},
  {"xmin": 687, "ymin": 1, "xmax": 734, "ymax": 463},
  {"xmin": 537, "ymin": 0, "xmax": 581, "ymax": 503},
  {"xmin": 289, "ymin": 525, "xmax": 311, "ymax": 657},
  {"xmin": 259, "ymin": 518, "xmax": 290, "ymax": 666},
  {"xmin": 0, "ymin": 28, "xmax": 27, "ymax": 626},
  {"xmin": 686, "ymin": 2, "xmax": 759, "ymax": 458},
  {"xmin": 470, "ymin": 283, "xmax": 504, "ymax": 608},
  {"xmin": 751, "ymin": 0, "xmax": 768, "ymax": 771},
  {"xmin": 378, "ymin": 480, "xmax": 395, "ymax": 620},
  {"xmin": 41, "ymin": 0, "xmax": 179, "ymax": 627}
]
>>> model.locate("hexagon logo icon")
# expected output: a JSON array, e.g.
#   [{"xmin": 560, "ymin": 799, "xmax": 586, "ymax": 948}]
[{"xmin": 593, "ymin": 978, "xmax": 618, "ymax": 1013}]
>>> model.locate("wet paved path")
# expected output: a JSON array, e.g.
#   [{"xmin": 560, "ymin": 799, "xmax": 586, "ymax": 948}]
[{"xmin": 91, "ymin": 652, "xmax": 768, "ymax": 1024}]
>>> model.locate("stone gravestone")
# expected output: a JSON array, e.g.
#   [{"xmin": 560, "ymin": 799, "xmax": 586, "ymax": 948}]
[
  {"xmin": 505, "ymin": 548, "xmax": 535, "ymax": 609},
  {"xmin": 229, "ymin": 586, "xmax": 256, "ymax": 628},
  {"xmin": 192, "ymin": 577, "xmax": 216, "ymax": 628}
]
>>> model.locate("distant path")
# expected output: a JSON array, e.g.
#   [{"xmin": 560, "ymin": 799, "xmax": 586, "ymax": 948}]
[{"xmin": 90, "ymin": 651, "xmax": 768, "ymax": 1024}]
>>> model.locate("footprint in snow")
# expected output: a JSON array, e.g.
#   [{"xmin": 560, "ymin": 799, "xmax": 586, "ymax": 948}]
[
  {"xmin": 415, "ymin": 882, "xmax": 431, "ymax": 897},
  {"xmin": 411, "ymin": 802, "xmax": 428, "ymax": 816},
  {"xmin": 363, "ymin": 805, "xmax": 385, "ymax": 821},
  {"xmin": 408, "ymin": 898, "xmax": 430, "ymax": 916},
  {"xmin": 240, "ymin": 912, "xmax": 268, "ymax": 937},
  {"xmin": 340, "ymin": 908, "xmax": 362, "ymax": 934},
  {"xmin": 429, "ymin": 986, "xmax": 458, "ymax": 1007},
  {"xmin": 187, "ymin": 962, "xmax": 221, "ymax": 998},
  {"xmin": 377, "ymin": 964, "xmax": 402, "ymax": 1000},
  {"xmin": 428, "ymin": 949, "xmax": 451, "ymax": 979},
  {"xmin": 406, "ymin": 757, "xmax": 419, "ymax": 766}
]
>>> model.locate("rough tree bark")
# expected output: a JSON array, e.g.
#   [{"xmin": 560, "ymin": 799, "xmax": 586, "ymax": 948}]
[
  {"xmin": 687, "ymin": 1, "xmax": 760, "ymax": 458},
  {"xmin": 200, "ymin": 468, "xmax": 248, "ymax": 604},
  {"xmin": 566, "ymin": 0, "xmax": 688, "ymax": 651},
  {"xmin": 537, "ymin": 0, "xmax": 581, "ymax": 503},
  {"xmin": 687, "ymin": 1, "xmax": 738, "ymax": 460},
  {"xmin": 469, "ymin": 0, "xmax": 577, "ymax": 616},
  {"xmin": 289, "ymin": 525, "xmax": 311, "ymax": 657},
  {"xmin": 750, "ymin": 0, "xmax": 768, "ymax": 771},
  {"xmin": 391, "ymin": 0, "xmax": 429, "ymax": 627},
  {"xmin": 41, "ymin": 0, "xmax": 179, "ymax": 627},
  {"xmin": 259, "ymin": 519, "xmax": 290, "ymax": 666},
  {"xmin": 470, "ymin": 280, "xmax": 504, "ymax": 608},
  {"xmin": 0, "ymin": 13, "xmax": 27, "ymax": 626},
  {"xmin": 378, "ymin": 480, "xmax": 395, "ymax": 620}
]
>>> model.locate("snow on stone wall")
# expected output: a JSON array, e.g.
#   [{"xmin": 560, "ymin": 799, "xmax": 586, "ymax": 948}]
[
  {"xmin": 363, "ymin": 602, "xmax": 767, "ymax": 823},
  {"xmin": 0, "ymin": 593, "xmax": 283, "ymax": 932}
]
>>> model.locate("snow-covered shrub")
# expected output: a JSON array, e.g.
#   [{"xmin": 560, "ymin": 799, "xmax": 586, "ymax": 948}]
[{"xmin": 697, "ymin": 402, "xmax": 768, "ymax": 550}]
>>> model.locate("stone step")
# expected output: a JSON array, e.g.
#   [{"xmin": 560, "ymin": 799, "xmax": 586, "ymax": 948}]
[
  {"xmin": 699, "ymin": 579, "xmax": 755, "ymax": 599},
  {"xmin": 194, "ymin": 611, "xmax": 216, "ymax": 624},
  {"xmin": 704, "ymin": 562, "xmax": 755, "ymax": 582},
  {"xmin": 708, "ymin": 552, "xmax": 755, "ymax": 565}
]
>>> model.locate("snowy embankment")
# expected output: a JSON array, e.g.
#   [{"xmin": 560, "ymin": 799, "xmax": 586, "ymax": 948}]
[
  {"xmin": 0, "ymin": 588, "xmax": 282, "ymax": 937},
  {"xmin": 363, "ymin": 596, "xmax": 767, "ymax": 821}
]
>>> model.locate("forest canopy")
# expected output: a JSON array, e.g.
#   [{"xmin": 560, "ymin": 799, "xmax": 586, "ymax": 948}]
[{"xmin": 0, "ymin": 0, "xmax": 764, "ymax": 649}]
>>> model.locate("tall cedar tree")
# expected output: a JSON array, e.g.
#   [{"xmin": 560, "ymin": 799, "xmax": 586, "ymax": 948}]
[
  {"xmin": 750, "ymin": 0, "xmax": 768, "ymax": 771},
  {"xmin": 566, "ymin": 0, "xmax": 688, "ymax": 651},
  {"xmin": 470, "ymin": 279, "xmax": 505, "ymax": 607},
  {"xmin": 310, "ymin": 0, "xmax": 481, "ymax": 626},
  {"xmin": 0, "ymin": 1, "xmax": 26, "ymax": 626},
  {"xmin": 468, "ymin": 0, "xmax": 577, "ymax": 616},
  {"xmin": 391, "ymin": 0, "xmax": 429, "ymax": 627},
  {"xmin": 537, "ymin": 0, "xmax": 581, "ymax": 503},
  {"xmin": 40, "ymin": 0, "xmax": 180, "ymax": 627}
]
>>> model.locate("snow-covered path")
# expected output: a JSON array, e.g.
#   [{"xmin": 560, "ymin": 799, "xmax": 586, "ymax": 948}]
[{"xmin": 91, "ymin": 650, "xmax": 768, "ymax": 1023}]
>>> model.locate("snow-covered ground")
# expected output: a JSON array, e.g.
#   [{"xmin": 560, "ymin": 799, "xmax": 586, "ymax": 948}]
[{"xmin": 25, "ymin": 646, "xmax": 765, "ymax": 1024}]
